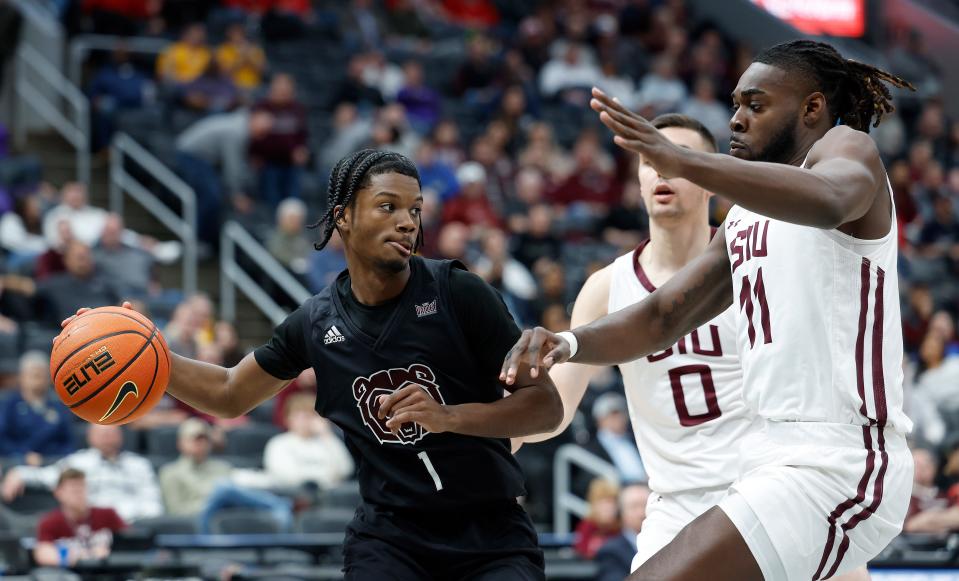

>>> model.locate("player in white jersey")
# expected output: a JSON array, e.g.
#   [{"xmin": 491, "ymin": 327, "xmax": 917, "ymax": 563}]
[
  {"xmin": 512, "ymin": 114, "xmax": 760, "ymax": 570},
  {"xmin": 502, "ymin": 40, "xmax": 916, "ymax": 580}
]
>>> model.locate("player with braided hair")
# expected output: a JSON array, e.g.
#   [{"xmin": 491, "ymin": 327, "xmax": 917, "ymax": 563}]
[
  {"xmin": 62, "ymin": 148, "xmax": 561, "ymax": 580},
  {"xmin": 503, "ymin": 39, "xmax": 915, "ymax": 580}
]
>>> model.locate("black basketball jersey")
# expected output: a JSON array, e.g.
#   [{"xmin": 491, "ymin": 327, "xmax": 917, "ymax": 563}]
[{"xmin": 291, "ymin": 257, "xmax": 526, "ymax": 509}]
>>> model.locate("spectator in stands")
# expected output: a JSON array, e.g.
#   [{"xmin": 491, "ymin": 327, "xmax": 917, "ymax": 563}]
[
  {"xmin": 415, "ymin": 140, "xmax": 459, "ymax": 202},
  {"xmin": 156, "ymin": 23, "xmax": 212, "ymax": 87},
  {"xmin": 512, "ymin": 203, "xmax": 562, "ymax": 269},
  {"xmin": 2, "ymin": 424, "xmax": 164, "ymax": 523},
  {"xmin": 917, "ymin": 195, "xmax": 959, "ymax": 272},
  {"xmin": 549, "ymin": 130, "xmax": 620, "ymax": 223},
  {"xmin": 598, "ymin": 178, "xmax": 647, "ymax": 252},
  {"xmin": 382, "ymin": 0, "xmax": 431, "ymax": 44},
  {"xmin": 539, "ymin": 43, "xmax": 601, "ymax": 105},
  {"xmin": 215, "ymin": 321, "xmax": 245, "ymax": 368},
  {"xmin": 176, "ymin": 109, "xmax": 274, "ymax": 245},
  {"xmin": 88, "ymin": 45, "xmax": 155, "ymax": 151},
  {"xmin": 396, "ymin": 59, "xmax": 442, "ymax": 134},
  {"xmin": 504, "ymin": 167, "xmax": 545, "ymax": 233},
  {"xmin": 267, "ymin": 198, "xmax": 311, "ymax": 276},
  {"xmin": 306, "ymin": 229, "xmax": 347, "ymax": 294},
  {"xmin": 518, "ymin": 122, "xmax": 572, "ymax": 181},
  {"xmin": 216, "ymin": 22, "xmax": 267, "ymax": 92},
  {"xmin": 588, "ymin": 393, "xmax": 646, "ymax": 485},
  {"xmin": 250, "ymin": 73, "xmax": 309, "ymax": 208},
  {"xmin": 42, "ymin": 183, "xmax": 107, "ymax": 249},
  {"xmin": 905, "ymin": 447, "xmax": 959, "ymax": 533},
  {"xmin": 595, "ymin": 483, "xmax": 651, "ymax": 581},
  {"xmin": 92, "ymin": 214, "xmax": 154, "ymax": 298},
  {"xmin": 634, "ymin": 55, "xmax": 687, "ymax": 115},
  {"xmin": 575, "ymin": 478, "xmax": 621, "ymax": 559},
  {"xmin": 36, "ymin": 240, "xmax": 120, "ymax": 328},
  {"xmin": 441, "ymin": 162, "xmax": 500, "ymax": 229},
  {"xmin": 262, "ymin": 394, "xmax": 353, "ymax": 489},
  {"xmin": 453, "ymin": 34, "xmax": 498, "ymax": 103},
  {"xmin": 33, "ymin": 468, "xmax": 126, "ymax": 568},
  {"xmin": 0, "ymin": 191, "xmax": 48, "ymax": 269},
  {"xmin": 164, "ymin": 301, "xmax": 201, "ymax": 358},
  {"xmin": 914, "ymin": 329, "xmax": 959, "ymax": 415},
  {"xmin": 34, "ymin": 219, "xmax": 71, "ymax": 280},
  {"xmin": 159, "ymin": 418, "xmax": 232, "ymax": 516},
  {"xmin": 178, "ymin": 61, "xmax": 240, "ymax": 114},
  {"xmin": 0, "ymin": 351, "xmax": 75, "ymax": 465},
  {"xmin": 681, "ymin": 76, "xmax": 731, "ymax": 149},
  {"xmin": 472, "ymin": 228, "xmax": 537, "ymax": 323},
  {"xmin": 431, "ymin": 118, "xmax": 466, "ymax": 168},
  {"xmin": 334, "ymin": 55, "xmax": 386, "ymax": 113},
  {"xmin": 360, "ymin": 51, "xmax": 405, "ymax": 102}
]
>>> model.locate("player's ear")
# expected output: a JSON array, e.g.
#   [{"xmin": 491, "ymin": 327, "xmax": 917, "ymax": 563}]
[
  {"xmin": 802, "ymin": 92, "xmax": 827, "ymax": 127},
  {"xmin": 334, "ymin": 205, "xmax": 351, "ymax": 234}
]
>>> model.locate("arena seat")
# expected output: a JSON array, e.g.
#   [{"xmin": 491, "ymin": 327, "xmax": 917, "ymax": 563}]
[
  {"xmin": 321, "ymin": 480, "xmax": 360, "ymax": 509},
  {"xmin": 209, "ymin": 507, "xmax": 284, "ymax": 535},
  {"xmin": 224, "ymin": 425, "xmax": 281, "ymax": 458},
  {"xmin": 131, "ymin": 514, "xmax": 198, "ymax": 535},
  {"xmin": 295, "ymin": 507, "xmax": 354, "ymax": 535}
]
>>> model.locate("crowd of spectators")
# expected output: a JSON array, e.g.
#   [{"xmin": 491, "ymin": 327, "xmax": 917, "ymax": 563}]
[{"xmin": 0, "ymin": 0, "xmax": 958, "ymax": 573}]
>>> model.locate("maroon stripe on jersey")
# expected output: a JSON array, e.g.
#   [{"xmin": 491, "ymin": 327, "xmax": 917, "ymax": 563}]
[
  {"xmin": 812, "ymin": 259, "xmax": 876, "ymax": 581},
  {"xmin": 823, "ymin": 428, "xmax": 888, "ymax": 579},
  {"xmin": 632, "ymin": 239, "xmax": 657, "ymax": 293},
  {"xmin": 856, "ymin": 258, "xmax": 871, "ymax": 418},
  {"xmin": 871, "ymin": 267, "xmax": 887, "ymax": 426},
  {"xmin": 812, "ymin": 427, "xmax": 877, "ymax": 581}
]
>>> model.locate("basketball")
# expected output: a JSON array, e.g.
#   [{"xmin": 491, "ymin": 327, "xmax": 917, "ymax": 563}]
[{"xmin": 51, "ymin": 306, "xmax": 171, "ymax": 425}]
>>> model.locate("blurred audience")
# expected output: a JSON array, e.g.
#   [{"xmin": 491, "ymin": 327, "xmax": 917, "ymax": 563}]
[
  {"xmin": 250, "ymin": 74, "xmax": 309, "ymax": 208},
  {"xmin": 595, "ymin": 483, "xmax": 651, "ymax": 581},
  {"xmin": 575, "ymin": 478, "xmax": 621, "ymax": 559}
]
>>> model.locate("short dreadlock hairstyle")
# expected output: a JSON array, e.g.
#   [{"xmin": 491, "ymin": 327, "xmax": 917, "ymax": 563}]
[
  {"xmin": 754, "ymin": 40, "xmax": 916, "ymax": 133},
  {"xmin": 310, "ymin": 149, "xmax": 421, "ymax": 251}
]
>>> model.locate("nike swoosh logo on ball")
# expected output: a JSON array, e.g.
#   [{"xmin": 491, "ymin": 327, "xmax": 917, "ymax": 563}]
[{"xmin": 99, "ymin": 381, "xmax": 138, "ymax": 423}]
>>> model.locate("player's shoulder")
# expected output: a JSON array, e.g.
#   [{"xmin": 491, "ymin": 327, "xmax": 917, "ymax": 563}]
[
  {"xmin": 571, "ymin": 259, "xmax": 622, "ymax": 325},
  {"xmin": 808, "ymin": 125, "xmax": 881, "ymax": 166}
]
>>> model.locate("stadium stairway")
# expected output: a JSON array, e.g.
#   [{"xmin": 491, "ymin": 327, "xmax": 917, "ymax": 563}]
[{"xmin": 20, "ymin": 131, "xmax": 277, "ymax": 346}]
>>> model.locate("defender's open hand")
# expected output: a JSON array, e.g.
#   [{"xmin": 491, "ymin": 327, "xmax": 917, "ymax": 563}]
[{"xmin": 499, "ymin": 327, "xmax": 570, "ymax": 386}]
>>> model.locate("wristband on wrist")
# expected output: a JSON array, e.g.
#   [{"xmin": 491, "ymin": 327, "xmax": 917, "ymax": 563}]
[{"xmin": 556, "ymin": 331, "xmax": 578, "ymax": 359}]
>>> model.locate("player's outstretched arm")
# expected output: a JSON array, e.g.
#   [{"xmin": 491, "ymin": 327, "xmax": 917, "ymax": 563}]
[
  {"xmin": 516, "ymin": 266, "xmax": 613, "ymax": 447},
  {"xmin": 591, "ymin": 88, "xmax": 886, "ymax": 232},
  {"xmin": 502, "ymin": 231, "xmax": 732, "ymax": 382},
  {"xmin": 60, "ymin": 303, "xmax": 292, "ymax": 419},
  {"xmin": 166, "ymin": 351, "xmax": 292, "ymax": 418}
]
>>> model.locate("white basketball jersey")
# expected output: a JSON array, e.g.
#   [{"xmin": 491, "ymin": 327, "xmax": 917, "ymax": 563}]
[
  {"xmin": 609, "ymin": 240, "xmax": 759, "ymax": 494},
  {"xmin": 722, "ymin": 167, "xmax": 912, "ymax": 433}
]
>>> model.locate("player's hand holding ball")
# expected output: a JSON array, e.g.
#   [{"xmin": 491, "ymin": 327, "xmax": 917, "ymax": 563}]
[
  {"xmin": 499, "ymin": 326, "xmax": 571, "ymax": 386},
  {"xmin": 51, "ymin": 302, "xmax": 170, "ymax": 425},
  {"xmin": 377, "ymin": 386, "xmax": 456, "ymax": 435}
]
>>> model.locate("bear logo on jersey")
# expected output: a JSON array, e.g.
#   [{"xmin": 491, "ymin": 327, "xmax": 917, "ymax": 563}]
[{"xmin": 352, "ymin": 363, "xmax": 445, "ymax": 445}]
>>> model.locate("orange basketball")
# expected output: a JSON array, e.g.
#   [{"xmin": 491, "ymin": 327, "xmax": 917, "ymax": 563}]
[{"xmin": 51, "ymin": 306, "xmax": 171, "ymax": 425}]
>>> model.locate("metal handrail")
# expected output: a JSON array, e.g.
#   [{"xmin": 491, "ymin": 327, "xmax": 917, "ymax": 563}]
[
  {"xmin": 109, "ymin": 133, "xmax": 197, "ymax": 294},
  {"xmin": 68, "ymin": 34, "xmax": 170, "ymax": 86},
  {"xmin": 220, "ymin": 220, "xmax": 312, "ymax": 326},
  {"xmin": 14, "ymin": 44, "xmax": 90, "ymax": 185},
  {"xmin": 553, "ymin": 444, "xmax": 619, "ymax": 534}
]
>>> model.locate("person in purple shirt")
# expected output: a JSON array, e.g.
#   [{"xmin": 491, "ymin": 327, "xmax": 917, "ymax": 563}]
[{"xmin": 396, "ymin": 60, "xmax": 441, "ymax": 134}]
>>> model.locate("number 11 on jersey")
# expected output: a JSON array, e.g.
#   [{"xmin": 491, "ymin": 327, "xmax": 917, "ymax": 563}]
[{"xmin": 417, "ymin": 451, "xmax": 444, "ymax": 491}]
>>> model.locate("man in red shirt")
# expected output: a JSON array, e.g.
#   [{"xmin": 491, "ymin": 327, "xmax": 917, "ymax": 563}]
[{"xmin": 33, "ymin": 469, "xmax": 126, "ymax": 567}]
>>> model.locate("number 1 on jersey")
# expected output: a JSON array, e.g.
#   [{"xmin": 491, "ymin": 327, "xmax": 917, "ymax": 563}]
[
  {"xmin": 417, "ymin": 451, "xmax": 444, "ymax": 491},
  {"xmin": 739, "ymin": 267, "xmax": 772, "ymax": 348}
]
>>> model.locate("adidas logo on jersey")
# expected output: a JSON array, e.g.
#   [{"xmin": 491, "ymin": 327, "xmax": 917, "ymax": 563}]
[
  {"xmin": 323, "ymin": 325, "xmax": 346, "ymax": 345},
  {"xmin": 415, "ymin": 298, "xmax": 438, "ymax": 318}
]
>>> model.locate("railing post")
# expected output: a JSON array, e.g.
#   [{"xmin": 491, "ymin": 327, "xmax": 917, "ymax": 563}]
[
  {"xmin": 76, "ymin": 98, "xmax": 90, "ymax": 185},
  {"xmin": 109, "ymin": 137, "xmax": 123, "ymax": 217},
  {"xmin": 221, "ymin": 223, "xmax": 236, "ymax": 323},
  {"xmin": 181, "ymin": 195, "xmax": 197, "ymax": 296}
]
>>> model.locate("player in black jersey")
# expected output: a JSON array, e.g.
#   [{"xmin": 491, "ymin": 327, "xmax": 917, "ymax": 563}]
[{"xmin": 63, "ymin": 149, "xmax": 562, "ymax": 580}]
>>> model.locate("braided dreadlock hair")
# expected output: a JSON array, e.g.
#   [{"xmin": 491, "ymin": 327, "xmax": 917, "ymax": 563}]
[
  {"xmin": 754, "ymin": 40, "xmax": 916, "ymax": 133},
  {"xmin": 310, "ymin": 149, "xmax": 421, "ymax": 251}
]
